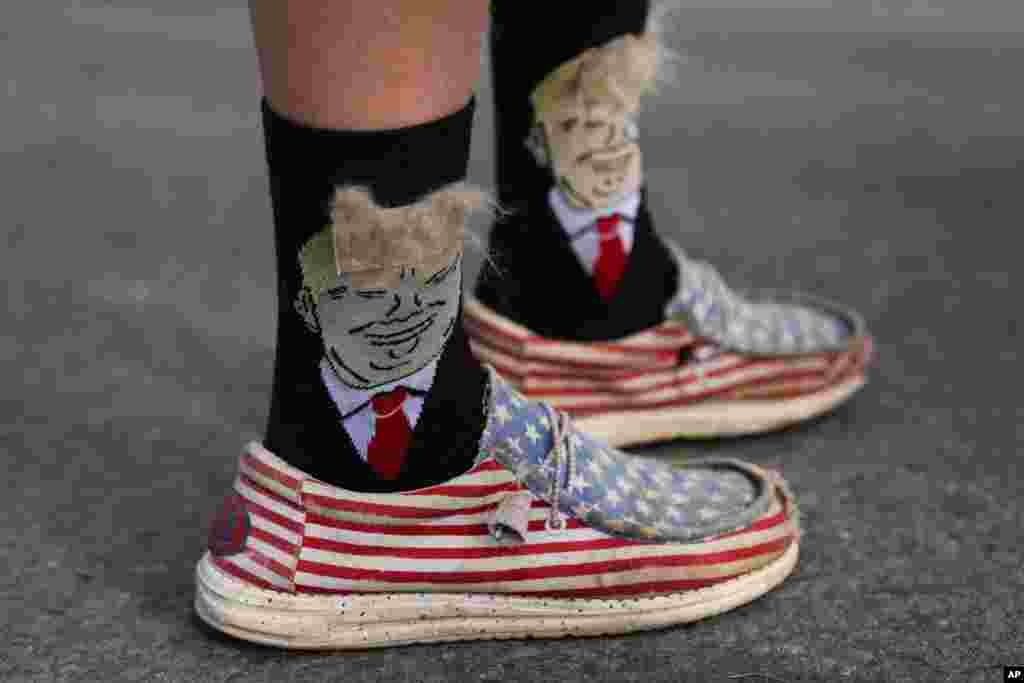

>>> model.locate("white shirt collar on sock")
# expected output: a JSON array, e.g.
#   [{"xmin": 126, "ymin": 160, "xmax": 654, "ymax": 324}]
[
  {"xmin": 320, "ymin": 358, "xmax": 438, "ymax": 459},
  {"xmin": 548, "ymin": 188, "xmax": 641, "ymax": 274}
]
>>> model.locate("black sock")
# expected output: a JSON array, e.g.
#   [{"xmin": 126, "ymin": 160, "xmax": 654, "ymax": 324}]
[
  {"xmin": 261, "ymin": 99, "xmax": 488, "ymax": 491},
  {"xmin": 478, "ymin": 2, "xmax": 679, "ymax": 341}
]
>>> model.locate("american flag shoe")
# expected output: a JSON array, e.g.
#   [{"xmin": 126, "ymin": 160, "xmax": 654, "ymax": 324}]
[
  {"xmin": 194, "ymin": 368, "xmax": 800, "ymax": 650},
  {"xmin": 465, "ymin": 239, "xmax": 873, "ymax": 447}
]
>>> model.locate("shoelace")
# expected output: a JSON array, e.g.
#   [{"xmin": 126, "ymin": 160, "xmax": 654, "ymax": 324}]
[{"xmin": 542, "ymin": 403, "xmax": 576, "ymax": 532}]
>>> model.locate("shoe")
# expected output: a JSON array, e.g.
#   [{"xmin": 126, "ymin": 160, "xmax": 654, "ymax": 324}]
[
  {"xmin": 194, "ymin": 367, "xmax": 799, "ymax": 649},
  {"xmin": 466, "ymin": 241, "xmax": 873, "ymax": 448},
  {"xmin": 470, "ymin": 24, "xmax": 873, "ymax": 447}
]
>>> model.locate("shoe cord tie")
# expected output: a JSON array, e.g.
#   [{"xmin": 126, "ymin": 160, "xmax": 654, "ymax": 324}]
[{"xmin": 542, "ymin": 403, "xmax": 576, "ymax": 532}]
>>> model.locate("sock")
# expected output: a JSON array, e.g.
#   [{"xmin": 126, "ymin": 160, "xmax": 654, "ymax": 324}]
[
  {"xmin": 479, "ymin": 1, "xmax": 679, "ymax": 341},
  {"xmin": 261, "ymin": 99, "xmax": 489, "ymax": 492}
]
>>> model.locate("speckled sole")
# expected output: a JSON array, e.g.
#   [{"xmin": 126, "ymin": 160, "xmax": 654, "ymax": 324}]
[
  {"xmin": 193, "ymin": 540, "xmax": 798, "ymax": 650},
  {"xmin": 575, "ymin": 373, "xmax": 866, "ymax": 448}
]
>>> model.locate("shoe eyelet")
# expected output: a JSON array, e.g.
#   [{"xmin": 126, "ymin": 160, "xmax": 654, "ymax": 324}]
[{"xmin": 545, "ymin": 514, "xmax": 567, "ymax": 532}]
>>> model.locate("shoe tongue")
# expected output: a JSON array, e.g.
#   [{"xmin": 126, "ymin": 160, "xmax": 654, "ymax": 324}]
[
  {"xmin": 479, "ymin": 372, "xmax": 555, "ymax": 468},
  {"xmin": 663, "ymin": 239, "xmax": 855, "ymax": 355},
  {"xmin": 479, "ymin": 368, "xmax": 777, "ymax": 543}
]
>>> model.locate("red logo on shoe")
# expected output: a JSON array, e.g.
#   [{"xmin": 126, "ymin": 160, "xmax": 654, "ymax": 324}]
[{"xmin": 208, "ymin": 493, "xmax": 250, "ymax": 557}]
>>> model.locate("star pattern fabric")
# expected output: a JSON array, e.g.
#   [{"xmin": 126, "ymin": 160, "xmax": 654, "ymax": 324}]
[
  {"xmin": 478, "ymin": 368, "xmax": 771, "ymax": 543},
  {"xmin": 662, "ymin": 239, "xmax": 860, "ymax": 355}
]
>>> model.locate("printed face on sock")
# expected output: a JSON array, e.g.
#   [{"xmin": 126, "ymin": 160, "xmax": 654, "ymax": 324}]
[
  {"xmin": 544, "ymin": 102, "xmax": 642, "ymax": 210},
  {"xmin": 314, "ymin": 253, "xmax": 462, "ymax": 390}
]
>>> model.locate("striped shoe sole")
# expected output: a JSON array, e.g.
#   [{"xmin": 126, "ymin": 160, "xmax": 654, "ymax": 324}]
[
  {"xmin": 578, "ymin": 372, "xmax": 866, "ymax": 447},
  {"xmin": 193, "ymin": 539, "xmax": 799, "ymax": 650}
]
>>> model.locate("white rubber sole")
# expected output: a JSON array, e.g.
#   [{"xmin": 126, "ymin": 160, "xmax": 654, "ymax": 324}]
[
  {"xmin": 194, "ymin": 540, "xmax": 798, "ymax": 650},
  {"xmin": 575, "ymin": 373, "xmax": 866, "ymax": 448}
]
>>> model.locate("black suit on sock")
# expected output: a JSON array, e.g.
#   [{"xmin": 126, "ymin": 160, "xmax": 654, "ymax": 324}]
[
  {"xmin": 265, "ymin": 313, "xmax": 488, "ymax": 493},
  {"xmin": 475, "ymin": 188, "xmax": 678, "ymax": 342}
]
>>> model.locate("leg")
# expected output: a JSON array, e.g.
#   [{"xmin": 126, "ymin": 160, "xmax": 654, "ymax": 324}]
[
  {"xmin": 250, "ymin": 0, "xmax": 487, "ymax": 130},
  {"xmin": 468, "ymin": 1, "xmax": 872, "ymax": 445},
  {"xmin": 196, "ymin": 1, "xmax": 803, "ymax": 649},
  {"xmin": 252, "ymin": 0, "xmax": 492, "ymax": 491},
  {"xmin": 479, "ymin": 1, "xmax": 675, "ymax": 341}
]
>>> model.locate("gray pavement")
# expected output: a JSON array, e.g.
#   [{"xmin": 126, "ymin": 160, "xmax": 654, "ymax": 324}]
[{"xmin": 2, "ymin": 2, "xmax": 1023, "ymax": 681}]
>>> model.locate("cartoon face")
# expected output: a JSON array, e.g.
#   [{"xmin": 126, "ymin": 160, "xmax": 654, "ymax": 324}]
[
  {"xmin": 312, "ymin": 253, "xmax": 462, "ymax": 390},
  {"xmin": 543, "ymin": 101, "xmax": 642, "ymax": 210}
]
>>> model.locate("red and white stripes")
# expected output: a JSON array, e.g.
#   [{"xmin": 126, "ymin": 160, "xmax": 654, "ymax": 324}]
[
  {"xmin": 212, "ymin": 443, "xmax": 796, "ymax": 600},
  {"xmin": 213, "ymin": 449, "xmax": 306, "ymax": 592},
  {"xmin": 464, "ymin": 296, "xmax": 864, "ymax": 417}
]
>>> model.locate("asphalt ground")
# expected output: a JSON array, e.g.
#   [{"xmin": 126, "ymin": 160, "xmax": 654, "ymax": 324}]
[{"xmin": 2, "ymin": 2, "xmax": 1022, "ymax": 681}]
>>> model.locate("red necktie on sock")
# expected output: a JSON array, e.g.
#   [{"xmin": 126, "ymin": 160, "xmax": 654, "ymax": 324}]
[
  {"xmin": 593, "ymin": 214, "xmax": 628, "ymax": 300},
  {"xmin": 366, "ymin": 387, "xmax": 412, "ymax": 480}
]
